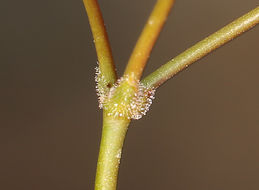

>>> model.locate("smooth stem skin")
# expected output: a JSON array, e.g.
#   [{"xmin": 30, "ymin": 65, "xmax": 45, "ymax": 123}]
[
  {"xmin": 83, "ymin": 0, "xmax": 117, "ymax": 85},
  {"xmin": 95, "ymin": 112, "xmax": 130, "ymax": 190},
  {"xmin": 124, "ymin": 0, "xmax": 175, "ymax": 82},
  {"xmin": 142, "ymin": 6, "xmax": 259, "ymax": 89}
]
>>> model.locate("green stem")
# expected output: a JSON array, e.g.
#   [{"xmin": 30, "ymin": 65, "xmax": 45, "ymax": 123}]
[
  {"xmin": 95, "ymin": 112, "xmax": 131, "ymax": 190},
  {"xmin": 141, "ymin": 6, "xmax": 259, "ymax": 89}
]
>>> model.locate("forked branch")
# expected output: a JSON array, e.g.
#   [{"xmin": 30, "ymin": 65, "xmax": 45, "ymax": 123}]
[{"xmin": 84, "ymin": 1, "xmax": 259, "ymax": 190}]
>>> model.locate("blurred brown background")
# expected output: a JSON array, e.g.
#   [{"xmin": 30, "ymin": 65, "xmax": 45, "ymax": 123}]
[{"xmin": 1, "ymin": 0, "xmax": 259, "ymax": 189}]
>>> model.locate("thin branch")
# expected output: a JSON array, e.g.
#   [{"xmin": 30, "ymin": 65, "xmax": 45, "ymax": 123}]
[
  {"xmin": 123, "ymin": 0, "xmax": 175, "ymax": 83},
  {"xmin": 83, "ymin": 0, "xmax": 117, "ymax": 85},
  {"xmin": 141, "ymin": 6, "xmax": 259, "ymax": 89}
]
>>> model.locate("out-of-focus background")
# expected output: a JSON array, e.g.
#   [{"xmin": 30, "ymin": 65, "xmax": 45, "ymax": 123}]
[{"xmin": 1, "ymin": 0, "xmax": 259, "ymax": 189}]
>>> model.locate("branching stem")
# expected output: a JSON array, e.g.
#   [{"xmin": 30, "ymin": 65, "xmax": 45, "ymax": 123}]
[{"xmin": 84, "ymin": 1, "xmax": 259, "ymax": 190}]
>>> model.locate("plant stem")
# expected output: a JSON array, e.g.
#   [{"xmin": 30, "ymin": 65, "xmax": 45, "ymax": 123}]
[
  {"xmin": 95, "ymin": 112, "xmax": 131, "ymax": 190},
  {"xmin": 83, "ymin": 0, "xmax": 117, "ymax": 85},
  {"xmin": 142, "ymin": 6, "xmax": 259, "ymax": 89},
  {"xmin": 124, "ymin": 0, "xmax": 175, "ymax": 82}
]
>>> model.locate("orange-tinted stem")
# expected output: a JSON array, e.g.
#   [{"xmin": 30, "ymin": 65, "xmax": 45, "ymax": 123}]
[{"xmin": 124, "ymin": 0, "xmax": 175, "ymax": 82}]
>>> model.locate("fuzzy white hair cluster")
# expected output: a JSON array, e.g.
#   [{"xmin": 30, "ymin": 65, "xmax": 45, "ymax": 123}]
[{"xmin": 95, "ymin": 64, "xmax": 155, "ymax": 120}]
